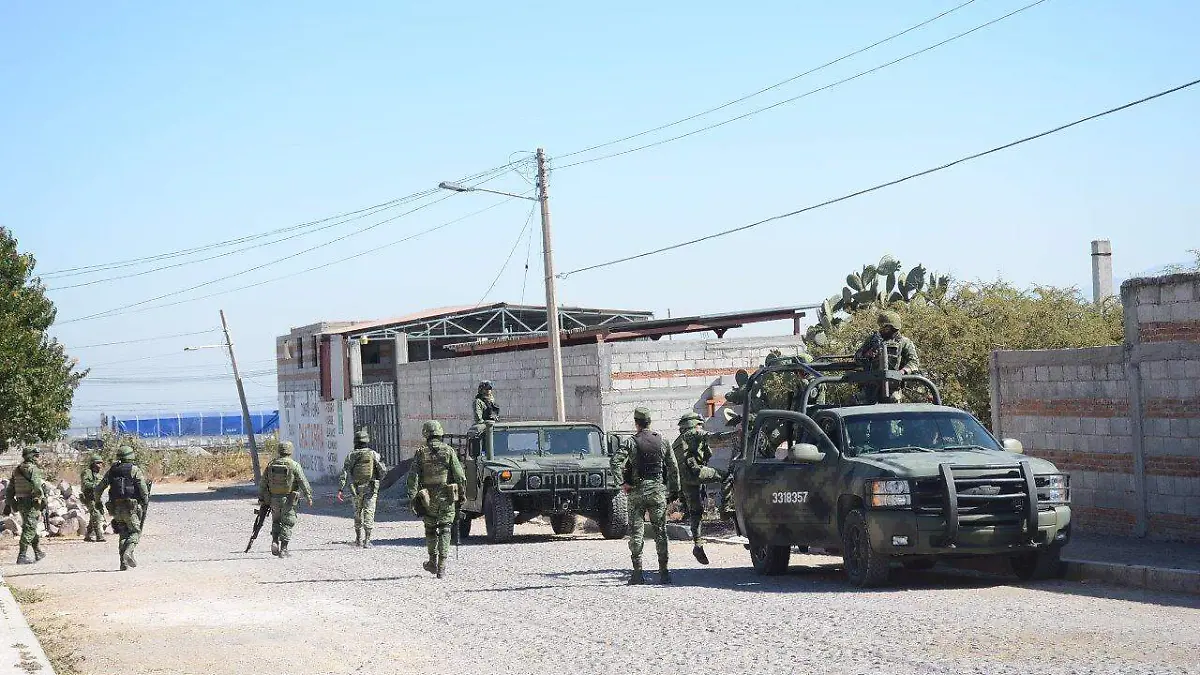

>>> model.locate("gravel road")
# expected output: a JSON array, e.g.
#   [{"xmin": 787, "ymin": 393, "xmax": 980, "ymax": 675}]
[{"xmin": 3, "ymin": 483, "xmax": 1198, "ymax": 675}]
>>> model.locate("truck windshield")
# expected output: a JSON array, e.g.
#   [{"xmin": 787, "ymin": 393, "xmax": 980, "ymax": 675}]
[
  {"xmin": 493, "ymin": 430, "xmax": 540, "ymax": 457},
  {"xmin": 844, "ymin": 411, "xmax": 1001, "ymax": 456},
  {"xmin": 545, "ymin": 428, "xmax": 603, "ymax": 455}
]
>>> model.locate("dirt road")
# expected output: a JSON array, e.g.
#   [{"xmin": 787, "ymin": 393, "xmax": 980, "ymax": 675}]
[{"xmin": 3, "ymin": 483, "xmax": 1198, "ymax": 675}]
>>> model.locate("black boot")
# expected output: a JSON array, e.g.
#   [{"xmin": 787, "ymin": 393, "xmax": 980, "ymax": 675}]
[
  {"xmin": 354, "ymin": 528, "xmax": 362, "ymax": 547},
  {"xmin": 363, "ymin": 529, "xmax": 373, "ymax": 549},
  {"xmin": 85, "ymin": 532, "xmax": 96, "ymax": 542},
  {"xmin": 280, "ymin": 540, "xmax": 290, "ymax": 557},
  {"xmin": 33, "ymin": 547, "xmax": 47, "ymax": 562},
  {"xmin": 628, "ymin": 557, "xmax": 644, "ymax": 585},
  {"xmin": 659, "ymin": 559, "xmax": 671, "ymax": 584},
  {"xmin": 271, "ymin": 537, "xmax": 281, "ymax": 557},
  {"xmin": 436, "ymin": 557, "xmax": 445, "ymax": 579},
  {"xmin": 692, "ymin": 544, "xmax": 709, "ymax": 565},
  {"xmin": 423, "ymin": 555, "xmax": 436, "ymax": 574},
  {"xmin": 16, "ymin": 548, "xmax": 33, "ymax": 565}
]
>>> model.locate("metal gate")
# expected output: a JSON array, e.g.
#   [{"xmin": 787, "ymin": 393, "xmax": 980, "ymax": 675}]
[{"xmin": 352, "ymin": 382, "xmax": 400, "ymax": 466}]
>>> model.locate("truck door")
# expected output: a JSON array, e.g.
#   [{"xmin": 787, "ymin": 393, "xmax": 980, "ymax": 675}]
[{"xmin": 734, "ymin": 410, "xmax": 839, "ymax": 545}]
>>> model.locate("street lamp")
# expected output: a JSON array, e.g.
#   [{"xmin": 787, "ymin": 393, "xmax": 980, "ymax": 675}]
[{"xmin": 440, "ymin": 148, "xmax": 566, "ymax": 422}]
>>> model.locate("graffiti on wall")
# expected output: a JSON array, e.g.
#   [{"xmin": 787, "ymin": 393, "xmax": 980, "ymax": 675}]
[{"xmin": 282, "ymin": 389, "xmax": 348, "ymax": 476}]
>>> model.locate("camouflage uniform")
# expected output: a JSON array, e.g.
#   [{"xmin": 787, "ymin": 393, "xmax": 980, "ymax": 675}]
[
  {"xmin": 471, "ymin": 381, "xmax": 500, "ymax": 433},
  {"xmin": 405, "ymin": 420, "xmax": 466, "ymax": 579},
  {"xmin": 258, "ymin": 441, "xmax": 312, "ymax": 557},
  {"xmin": 855, "ymin": 311, "xmax": 920, "ymax": 403},
  {"xmin": 338, "ymin": 429, "xmax": 386, "ymax": 548},
  {"xmin": 672, "ymin": 413, "xmax": 721, "ymax": 565},
  {"xmin": 97, "ymin": 446, "xmax": 150, "ymax": 571},
  {"xmin": 79, "ymin": 454, "xmax": 107, "ymax": 542},
  {"xmin": 4, "ymin": 448, "xmax": 48, "ymax": 564},
  {"xmin": 610, "ymin": 407, "xmax": 680, "ymax": 585}
]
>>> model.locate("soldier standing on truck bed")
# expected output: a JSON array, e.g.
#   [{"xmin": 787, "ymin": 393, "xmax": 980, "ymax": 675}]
[
  {"xmin": 611, "ymin": 407, "xmax": 680, "ymax": 585},
  {"xmin": 472, "ymin": 380, "xmax": 500, "ymax": 432},
  {"xmin": 337, "ymin": 429, "xmax": 386, "ymax": 548}
]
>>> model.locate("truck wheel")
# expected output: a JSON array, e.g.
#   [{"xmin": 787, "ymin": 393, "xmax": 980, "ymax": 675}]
[
  {"xmin": 550, "ymin": 513, "xmax": 578, "ymax": 535},
  {"xmin": 842, "ymin": 509, "xmax": 890, "ymax": 587},
  {"xmin": 484, "ymin": 489, "xmax": 515, "ymax": 543},
  {"xmin": 599, "ymin": 492, "xmax": 629, "ymax": 540},
  {"xmin": 748, "ymin": 535, "xmax": 790, "ymax": 576},
  {"xmin": 1010, "ymin": 545, "xmax": 1063, "ymax": 581},
  {"xmin": 458, "ymin": 516, "xmax": 472, "ymax": 539}
]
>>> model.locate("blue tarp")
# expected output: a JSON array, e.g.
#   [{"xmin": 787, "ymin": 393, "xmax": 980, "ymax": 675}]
[{"xmin": 114, "ymin": 410, "xmax": 279, "ymax": 438}]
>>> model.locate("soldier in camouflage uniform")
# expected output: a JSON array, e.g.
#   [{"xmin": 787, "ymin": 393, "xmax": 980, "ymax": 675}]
[
  {"xmin": 672, "ymin": 413, "xmax": 723, "ymax": 565},
  {"xmin": 610, "ymin": 407, "xmax": 680, "ymax": 585},
  {"xmin": 471, "ymin": 381, "xmax": 500, "ymax": 433},
  {"xmin": 405, "ymin": 420, "xmax": 466, "ymax": 579},
  {"xmin": 337, "ymin": 429, "xmax": 386, "ymax": 548},
  {"xmin": 4, "ymin": 447, "xmax": 48, "ymax": 565},
  {"xmin": 97, "ymin": 446, "xmax": 150, "ymax": 571},
  {"xmin": 258, "ymin": 441, "xmax": 312, "ymax": 558},
  {"xmin": 80, "ymin": 453, "xmax": 107, "ymax": 542},
  {"xmin": 855, "ymin": 310, "xmax": 921, "ymax": 403}
]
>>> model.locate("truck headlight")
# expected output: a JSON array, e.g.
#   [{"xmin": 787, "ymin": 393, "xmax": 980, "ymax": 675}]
[
  {"xmin": 1036, "ymin": 474, "xmax": 1069, "ymax": 504},
  {"xmin": 587, "ymin": 473, "xmax": 603, "ymax": 487},
  {"xmin": 526, "ymin": 474, "xmax": 541, "ymax": 489},
  {"xmin": 868, "ymin": 479, "xmax": 911, "ymax": 508},
  {"xmin": 499, "ymin": 470, "xmax": 518, "ymax": 484}
]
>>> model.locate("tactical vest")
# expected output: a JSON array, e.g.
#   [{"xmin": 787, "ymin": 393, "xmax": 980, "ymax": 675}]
[
  {"xmin": 108, "ymin": 463, "xmax": 141, "ymax": 500},
  {"xmin": 419, "ymin": 443, "xmax": 451, "ymax": 486},
  {"xmin": 266, "ymin": 459, "xmax": 295, "ymax": 495},
  {"xmin": 632, "ymin": 430, "xmax": 665, "ymax": 482},
  {"xmin": 351, "ymin": 449, "xmax": 375, "ymax": 484},
  {"xmin": 11, "ymin": 464, "xmax": 36, "ymax": 499},
  {"xmin": 476, "ymin": 395, "xmax": 498, "ymax": 421}
]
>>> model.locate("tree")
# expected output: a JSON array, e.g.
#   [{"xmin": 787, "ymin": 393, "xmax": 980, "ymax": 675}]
[
  {"xmin": 811, "ymin": 277, "xmax": 1122, "ymax": 425},
  {"xmin": 807, "ymin": 255, "xmax": 949, "ymax": 346},
  {"xmin": 0, "ymin": 227, "xmax": 86, "ymax": 449}
]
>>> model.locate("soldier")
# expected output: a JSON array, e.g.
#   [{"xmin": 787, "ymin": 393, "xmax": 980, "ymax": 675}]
[
  {"xmin": 4, "ymin": 447, "xmax": 48, "ymax": 565},
  {"xmin": 610, "ymin": 407, "xmax": 680, "ymax": 585},
  {"xmin": 80, "ymin": 453, "xmax": 107, "ymax": 542},
  {"xmin": 672, "ymin": 413, "xmax": 723, "ymax": 565},
  {"xmin": 405, "ymin": 420, "xmax": 465, "ymax": 579},
  {"xmin": 97, "ymin": 446, "xmax": 149, "ymax": 571},
  {"xmin": 337, "ymin": 429, "xmax": 386, "ymax": 548},
  {"xmin": 855, "ymin": 310, "xmax": 921, "ymax": 403},
  {"xmin": 472, "ymin": 380, "xmax": 500, "ymax": 428},
  {"xmin": 258, "ymin": 440, "xmax": 312, "ymax": 558}
]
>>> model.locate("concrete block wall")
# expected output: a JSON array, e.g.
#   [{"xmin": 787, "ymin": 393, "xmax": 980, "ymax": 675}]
[{"xmin": 992, "ymin": 271, "xmax": 1200, "ymax": 542}]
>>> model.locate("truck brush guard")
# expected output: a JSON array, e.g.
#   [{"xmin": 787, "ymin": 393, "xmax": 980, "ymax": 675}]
[{"xmin": 912, "ymin": 462, "xmax": 1069, "ymax": 548}]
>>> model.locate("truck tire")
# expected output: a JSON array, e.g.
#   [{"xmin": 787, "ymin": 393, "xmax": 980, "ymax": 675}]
[
  {"xmin": 458, "ymin": 516, "xmax": 472, "ymax": 539},
  {"xmin": 748, "ymin": 535, "xmax": 790, "ymax": 576},
  {"xmin": 550, "ymin": 513, "xmax": 578, "ymax": 535},
  {"xmin": 1010, "ymin": 545, "xmax": 1063, "ymax": 581},
  {"xmin": 842, "ymin": 509, "xmax": 890, "ymax": 587},
  {"xmin": 599, "ymin": 492, "xmax": 629, "ymax": 540},
  {"xmin": 484, "ymin": 489, "xmax": 515, "ymax": 543}
]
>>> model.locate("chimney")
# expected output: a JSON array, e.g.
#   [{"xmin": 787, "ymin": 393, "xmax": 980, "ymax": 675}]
[{"xmin": 1091, "ymin": 239, "xmax": 1113, "ymax": 302}]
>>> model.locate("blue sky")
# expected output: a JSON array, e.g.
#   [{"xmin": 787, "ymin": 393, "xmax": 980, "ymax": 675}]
[{"xmin": 2, "ymin": 0, "xmax": 1197, "ymax": 425}]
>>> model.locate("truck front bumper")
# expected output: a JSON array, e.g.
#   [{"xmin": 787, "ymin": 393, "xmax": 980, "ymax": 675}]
[{"xmin": 868, "ymin": 505, "xmax": 1072, "ymax": 557}]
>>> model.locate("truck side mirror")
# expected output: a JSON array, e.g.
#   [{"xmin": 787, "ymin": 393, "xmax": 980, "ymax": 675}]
[
  {"xmin": 1002, "ymin": 438, "xmax": 1024, "ymax": 455},
  {"xmin": 787, "ymin": 443, "xmax": 824, "ymax": 464}
]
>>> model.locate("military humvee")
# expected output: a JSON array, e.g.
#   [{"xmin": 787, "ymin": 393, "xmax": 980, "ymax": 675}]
[
  {"xmin": 728, "ymin": 359, "xmax": 1072, "ymax": 587},
  {"xmin": 446, "ymin": 421, "xmax": 628, "ymax": 543}
]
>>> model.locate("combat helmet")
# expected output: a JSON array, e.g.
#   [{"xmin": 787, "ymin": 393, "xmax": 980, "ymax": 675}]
[
  {"xmin": 633, "ymin": 407, "xmax": 652, "ymax": 424},
  {"xmin": 21, "ymin": 446, "xmax": 40, "ymax": 461},
  {"xmin": 422, "ymin": 420, "xmax": 444, "ymax": 439},
  {"xmin": 277, "ymin": 441, "xmax": 294, "ymax": 456},
  {"xmin": 354, "ymin": 429, "xmax": 371, "ymax": 446},
  {"xmin": 478, "ymin": 380, "xmax": 494, "ymax": 392},
  {"xmin": 89, "ymin": 453, "xmax": 104, "ymax": 465},
  {"xmin": 678, "ymin": 412, "xmax": 702, "ymax": 430},
  {"xmin": 116, "ymin": 446, "xmax": 136, "ymax": 461},
  {"xmin": 878, "ymin": 310, "xmax": 902, "ymax": 330}
]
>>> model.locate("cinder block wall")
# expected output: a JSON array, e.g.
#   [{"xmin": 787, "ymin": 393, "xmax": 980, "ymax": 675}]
[{"xmin": 992, "ymin": 272, "xmax": 1200, "ymax": 541}]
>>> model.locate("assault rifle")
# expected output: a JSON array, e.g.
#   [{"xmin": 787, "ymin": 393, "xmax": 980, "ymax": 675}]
[{"xmin": 244, "ymin": 502, "xmax": 271, "ymax": 553}]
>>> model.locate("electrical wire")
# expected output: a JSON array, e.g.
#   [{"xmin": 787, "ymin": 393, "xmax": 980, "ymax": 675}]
[
  {"xmin": 559, "ymin": 77, "xmax": 1200, "ymax": 278},
  {"xmin": 557, "ymin": 0, "xmax": 978, "ymax": 161},
  {"xmin": 558, "ymin": 0, "xmax": 1050, "ymax": 170},
  {"xmin": 65, "ymin": 330, "xmax": 220, "ymax": 349},
  {"xmin": 475, "ymin": 200, "xmax": 538, "ymax": 307}
]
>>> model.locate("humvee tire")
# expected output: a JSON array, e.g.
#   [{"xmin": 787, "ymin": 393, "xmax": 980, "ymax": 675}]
[
  {"xmin": 748, "ymin": 535, "xmax": 790, "ymax": 576},
  {"xmin": 598, "ymin": 491, "xmax": 629, "ymax": 540},
  {"xmin": 1009, "ymin": 545, "xmax": 1064, "ymax": 581},
  {"xmin": 842, "ymin": 509, "xmax": 890, "ymax": 587},
  {"xmin": 550, "ymin": 513, "xmax": 578, "ymax": 535},
  {"xmin": 484, "ymin": 489, "xmax": 515, "ymax": 543}
]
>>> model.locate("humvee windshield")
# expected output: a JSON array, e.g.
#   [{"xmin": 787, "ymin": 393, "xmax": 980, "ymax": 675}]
[
  {"xmin": 492, "ymin": 427, "xmax": 603, "ymax": 456},
  {"xmin": 843, "ymin": 411, "xmax": 1001, "ymax": 456}
]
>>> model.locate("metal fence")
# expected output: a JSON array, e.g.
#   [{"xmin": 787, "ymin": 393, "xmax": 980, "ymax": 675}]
[{"xmin": 352, "ymin": 382, "xmax": 400, "ymax": 465}]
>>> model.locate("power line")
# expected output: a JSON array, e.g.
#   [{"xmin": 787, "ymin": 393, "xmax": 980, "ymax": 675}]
[
  {"xmin": 475, "ymin": 200, "xmax": 538, "ymax": 306},
  {"xmin": 58, "ymin": 193, "xmax": 526, "ymax": 323},
  {"xmin": 560, "ymin": 77, "xmax": 1200, "ymax": 278},
  {"xmin": 40, "ymin": 160, "xmax": 527, "ymax": 279},
  {"xmin": 557, "ymin": 0, "xmax": 978, "ymax": 161},
  {"xmin": 558, "ymin": 0, "xmax": 1050, "ymax": 170},
  {"xmin": 65, "ymin": 330, "xmax": 220, "ymax": 349},
  {"xmin": 81, "ymin": 369, "xmax": 276, "ymax": 384}
]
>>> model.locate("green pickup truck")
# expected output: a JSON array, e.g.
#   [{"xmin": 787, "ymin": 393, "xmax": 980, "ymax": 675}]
[{"xmin": 728, "ymin": 361, "xmax": 1072, "ymax": 587}]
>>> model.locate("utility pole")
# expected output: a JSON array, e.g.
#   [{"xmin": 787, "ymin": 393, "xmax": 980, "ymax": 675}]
[
  {"xmin": 537, "ymin": 148, "xmax": 566, "ymax": 422},
  {"xmin": 219, "ymin": 309, "xmax": 262, "ymax": 483}
]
